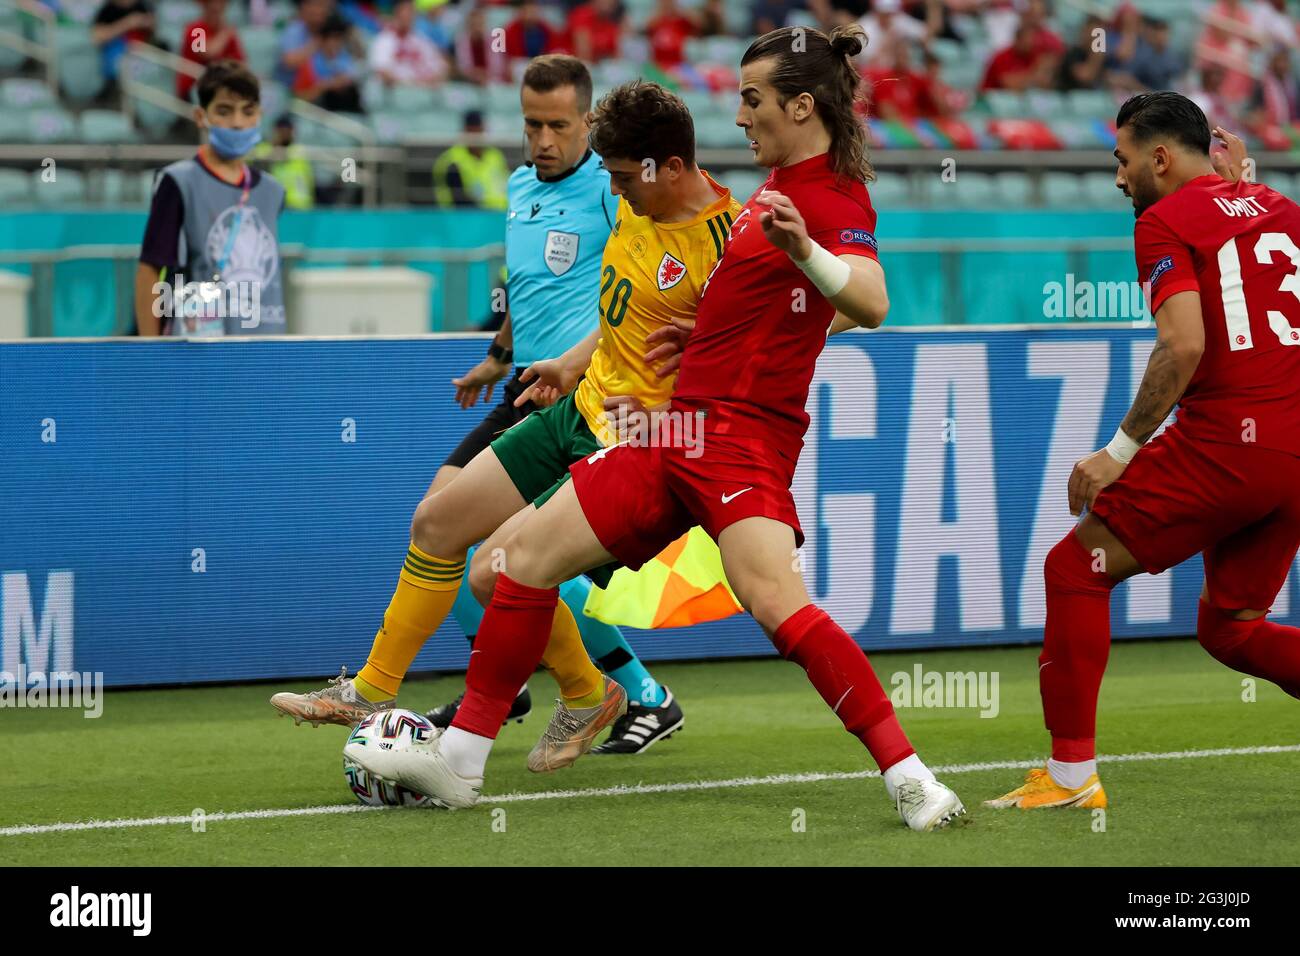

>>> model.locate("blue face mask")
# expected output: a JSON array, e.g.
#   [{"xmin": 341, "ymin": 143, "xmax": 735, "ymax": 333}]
[{"xmin": 207, "ymin": 124, "xmax": 262, "ymax": 159}]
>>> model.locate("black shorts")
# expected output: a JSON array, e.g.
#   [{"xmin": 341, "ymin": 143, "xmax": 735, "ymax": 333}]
[{"xmin": 442, "ymin": 366, "xmax": 537, "ymax": 470}]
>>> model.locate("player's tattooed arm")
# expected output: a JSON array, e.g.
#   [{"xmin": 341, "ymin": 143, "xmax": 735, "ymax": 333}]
[
  {"xmin": 1068, "ymin": 292, "xmax": 1204, "ymax": 514},
  {"xmin": 1120, "ymin": 291, "xmax": 1206, "ymax": 443}
]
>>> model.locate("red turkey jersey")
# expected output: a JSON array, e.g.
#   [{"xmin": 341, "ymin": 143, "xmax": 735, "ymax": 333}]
[
  {"xmin": 1136, "ymin": 174, "xmax": 1300, "ymax": 456},
  {"xmin": 670, "ymin": 153, "xmax": 880, "ymax": 454}
]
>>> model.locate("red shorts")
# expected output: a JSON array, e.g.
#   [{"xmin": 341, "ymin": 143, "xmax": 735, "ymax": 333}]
[
  {"xmin": 569, "ymin": 434, "xmax": 804, "ymax": 570},
  {"xmin": 1090, "ymin": 426, "xmax": 1300, "ymax": 610}
]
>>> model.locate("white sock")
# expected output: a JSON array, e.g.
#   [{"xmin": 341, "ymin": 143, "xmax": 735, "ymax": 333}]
[
  {"xmin": 440, "ymin": 727, "xmax": 493, "ymax": 779},
  {"xmin": 882, "ymin": 753, "xmax": 935, "ymax": 800},
  {"xmin": 1047, "ymin": 757, "xmax": 1097, "ymax": 790}
]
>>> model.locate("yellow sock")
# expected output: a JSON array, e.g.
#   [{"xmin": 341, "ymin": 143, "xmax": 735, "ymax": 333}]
[
  {"xmin": 355, "ymin": 542, "xmax": 465, "ymax": 699},
  {"xmin": 542, "ymin": 600, "xmax": 603, "ymax": 707}
]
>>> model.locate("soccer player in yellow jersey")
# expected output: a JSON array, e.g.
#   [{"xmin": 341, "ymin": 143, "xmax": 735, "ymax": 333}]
[{"xmin": 273, "ymin": 80, "xmax": 742, "ymax": 768}]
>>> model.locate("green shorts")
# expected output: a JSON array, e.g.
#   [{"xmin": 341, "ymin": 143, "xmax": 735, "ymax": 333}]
[{"xmin": 489, "ymin": 391, "xmax": 618, "ymax": 588}]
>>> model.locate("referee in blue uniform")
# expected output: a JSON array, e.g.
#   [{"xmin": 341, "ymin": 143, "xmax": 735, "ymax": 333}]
[{"xmin": 424, "ymin": 55, "xmax": 622, "ymax": 727}]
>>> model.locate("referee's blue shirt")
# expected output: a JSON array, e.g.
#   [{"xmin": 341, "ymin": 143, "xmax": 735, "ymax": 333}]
[{"xmin": 504, "ymin": 150, "xmax": 617, "ymax": 365}]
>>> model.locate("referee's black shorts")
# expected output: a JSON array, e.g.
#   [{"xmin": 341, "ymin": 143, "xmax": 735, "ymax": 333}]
[{"xmin": 442, "ymin": 366, "xmax": 538, "ymax": 470}]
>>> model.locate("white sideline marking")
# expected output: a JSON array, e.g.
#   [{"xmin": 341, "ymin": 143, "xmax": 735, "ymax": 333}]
[{"xmin": 3, "ymin": 744, "xmax": 1297, "ymax": 837}]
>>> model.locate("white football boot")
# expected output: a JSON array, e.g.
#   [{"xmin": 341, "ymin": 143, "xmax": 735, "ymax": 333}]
[
  {"xmin": 343, "ymin": 726, "xmax": 481, "ymax": 810},
  {"xmin": 894, "ymin": 778, "xmax": 966, "ymax": 832}
]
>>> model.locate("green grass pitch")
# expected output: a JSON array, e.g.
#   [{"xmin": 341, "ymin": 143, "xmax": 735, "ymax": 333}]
[{"xmin": 2, "ymin": 639, "xmax": 1297, "ymax": 866}]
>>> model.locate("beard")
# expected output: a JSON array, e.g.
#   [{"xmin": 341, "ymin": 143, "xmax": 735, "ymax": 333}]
[{"xmin": 1128, "ymin": 166, "xmax": 1161, "ymax": 218}]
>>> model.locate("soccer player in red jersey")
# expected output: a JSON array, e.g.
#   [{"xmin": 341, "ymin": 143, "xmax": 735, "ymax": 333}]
[
  {"xmin": 990, "ymin": 93, "xmax": 1300, "ymax": 811},
  {"xmin": 347, "ymin": 25, "xmax": 967, "ymax": 832}
]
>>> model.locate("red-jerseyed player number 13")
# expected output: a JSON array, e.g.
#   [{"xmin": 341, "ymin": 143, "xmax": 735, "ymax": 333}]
[{"xmin": 1217, "ymin": 231, "xmax": 1300, "ymax": 351}]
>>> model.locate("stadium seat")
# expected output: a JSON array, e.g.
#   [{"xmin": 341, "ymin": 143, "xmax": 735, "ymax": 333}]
[
  {"xmin": 1, "ymin": 77, "xmax": 56, "ymax": 110},
  {"xmin": 28, "ymin": 107, "xmax": 77, "ymax": 143},
  {"xmin": 1025, "ymin": 90, "xmax": 1066, "ymax": 118},
  {"xmin": 361, "ymin": 75, "xmax": 390, "ymax": 113},
  {"xmin": 993, "ymin": 171, "xmax": 1034, "ymax": 206},
  {"xmin": 1048, "ymin": 118, "xmax": 1103, "ymax": 149},
  {"xmin": 0, "ymin": 168, "xmax": 29, "ymax": 204},
  {"xmin": 0, "ymin": 112, "xmax": 28, "ymax": 143},
  {"xmin": 260, "ymin": 81, "xmax": 290, "ymax": 123},
  {"xmin": 1041, "ymin": 171, "xmax": 1086, "ymax": 207},
  {"xmin": 1081, "ymin": 172, "xmax": 1127, "ymax": 207},
  {"xmin": 719, "ymin": 168, "xmax": 764, "ymax": 203},
  {"xmin": 941, "ymin": 171, "xmax": 1000, "ymax": 208},
  {"xmin": 242, "ymin": 27, "xmax": 280, "ymax": 79},
  {"xmin": 369, "ymin": 111, "xmax": 406, "ymax": 144},
  {"xmin": 868, "ymin": 173, "xmax": 913, "ymax": 207},
  {"xmin": 79, "ymin": 109, "xmax": 137, "ymax": 144},
  {"xmin": 484, "ymin": 83, "xmax": 520, "ymax": 114},
  {"xmin": 485, "ymin": 110, "xmax": 521, "ymax": 139},
  {"xmin": 695, "ymin": 119, "xmax": 744, "ymax": 149},
  {"xmin": 31, "ymin": 167, "xmax": 87, "ymax": 205},
  {"xmin": 59, "ymin": 46, "xmax": 105, "ymax": 103},
  {"xmin": 0, "ymin": 7, "xmax": 24, "ymax": 71},
  {"xmin": 1067, "ymin": 89, "xmax": 1116, "ymax": 120},
  {"xmin": 391, "ymin": 84, "xmax": 437, "ymax": 113},
  {"xmin": 437, "ymin": 82, "xmax": 485, "ymax": 113},
  {"xmin": 983, "ymin": 90, "xmax": 1027, "ymax": 118}
]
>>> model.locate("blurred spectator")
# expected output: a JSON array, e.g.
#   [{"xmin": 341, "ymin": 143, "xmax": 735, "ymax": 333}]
[
  {"xmin": 1056, "ymin": 14, "xmax": 1107, "ymax": 91},
  {"xmin": 432, "ymin": 110, "xmax": 509, "ymax": 208},
  {"xmin": 455, "ymin": 4, "xmax": 511, "ymax": 82},
  {"xmin": 505, "ymin": 0, "xmax": 562, "ymax": 59},
  {"xmin": 1187, "ymin": 63, "xmax": 1238, "ymax": 130},
  {"xmin": 92, "ymin": 0, "xmax": 158, "ymax": 83},
  {"xmin": 1247, "ymin": 47, "xmax": 1300, "ymax": 129},
  {"xmin": 567, "ymin": 0, "xmax": 624, "ymax": 63},
  {"xmin": 1251, "ymin": 0, "xmax": 1299, "ymax": 48},
  {"xmin": 857, "ymin": 0, "xmax": 936, "ymax": 68},
  {"xmin": 981, "ymin": 0, "xmax": 1021, "ymax": 50},
  {"xmin": 864, "ymin": 40, "xmax": 951, "ymax": 119},
  {"xmin": 293, "ymin": 13, "xmax": 364, "ymax": 112},
  {"xmin": 694, "ymin": 0, "xmax": 726, "ymax": 37},
  {"xmin": 981, "ymin": 20, "xmax": 1057, "ymax": 91},
  {"xmin": 751, "ymin": 0, "xmax": 799, "ymax": 35},
  {"xmin": 416, "ymin": 0, "xmax": 461, "ymax": 50},
  {"xmin": 178, "ymin": 0, "xmax": 246, "ymax": 102},
  {"xmin": 646, "ymin": 0, "xmax": 695, "ymax": 69},
  {"xmin": 1196, "ymin": 0, "xmax": 1261, "ymax": 106},
  {"xmin": 252, "ymin": 115, "xmax": 316, "ymax": 209},
  {"xmin": 369, "ymin": 0, "xmax": 449, "ymax": 86},
  {"xmin": 276, "ymin": 0, "xmax": 332, "ymax": 86},
  {"xmin": 1020, "ymin": 0, "xmax": 1065, "ymax": 59},
  {"xmin": 1124, "ymin": 17, "xmax": 1187, "ymax": 92}
]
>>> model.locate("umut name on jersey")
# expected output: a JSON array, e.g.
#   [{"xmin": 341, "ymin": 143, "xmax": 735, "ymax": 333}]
[{"xmin": 1135, "ymin": 174, "xmax": 1300, "ymax": 456}]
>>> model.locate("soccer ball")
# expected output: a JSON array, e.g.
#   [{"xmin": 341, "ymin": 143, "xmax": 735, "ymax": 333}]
[{"xmin": 342, "ymin": 709, "xmax": 436, "ymax": 808}]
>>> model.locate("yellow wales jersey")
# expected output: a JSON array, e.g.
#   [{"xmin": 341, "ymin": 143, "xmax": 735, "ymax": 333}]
[{"xmin": 573, "ymin": 174, "xmax": 741, "ymax": 444}]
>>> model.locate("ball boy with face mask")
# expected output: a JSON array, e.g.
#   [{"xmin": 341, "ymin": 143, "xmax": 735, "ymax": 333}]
[{"xmin": 136, "ymin": 60, "xmax": 287, "ymax": 336}]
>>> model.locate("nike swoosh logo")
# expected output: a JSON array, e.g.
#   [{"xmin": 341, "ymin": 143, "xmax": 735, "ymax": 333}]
[{"xmin": 720, "ymin": 487, "xmax": 753, "ymax": 504}]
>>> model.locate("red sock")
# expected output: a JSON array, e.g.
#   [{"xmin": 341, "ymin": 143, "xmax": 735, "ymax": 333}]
[
  {"xmin": 1198, "ymin": 601, "xmax": 1300, "ymax": 698},
  {"xmin": 452, "ymin": 574, "xmax": 557, "ymax": 738},
  {"xmin": 771, "ymin": 604, "xmax": 914, "ymax": 771},
  {"xmin": 1041, "ymin": 532, "xmax": 1116, "ymax": 763}
]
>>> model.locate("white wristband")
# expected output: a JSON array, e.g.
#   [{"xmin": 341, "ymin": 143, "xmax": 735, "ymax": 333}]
[
  {"xmin": 1104, "ymin": 427, "xmax": 1142, "ymax": 464},
  {"xmin": 794, "ymin": 241, "xmax": 852, "ymax": 298}
]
